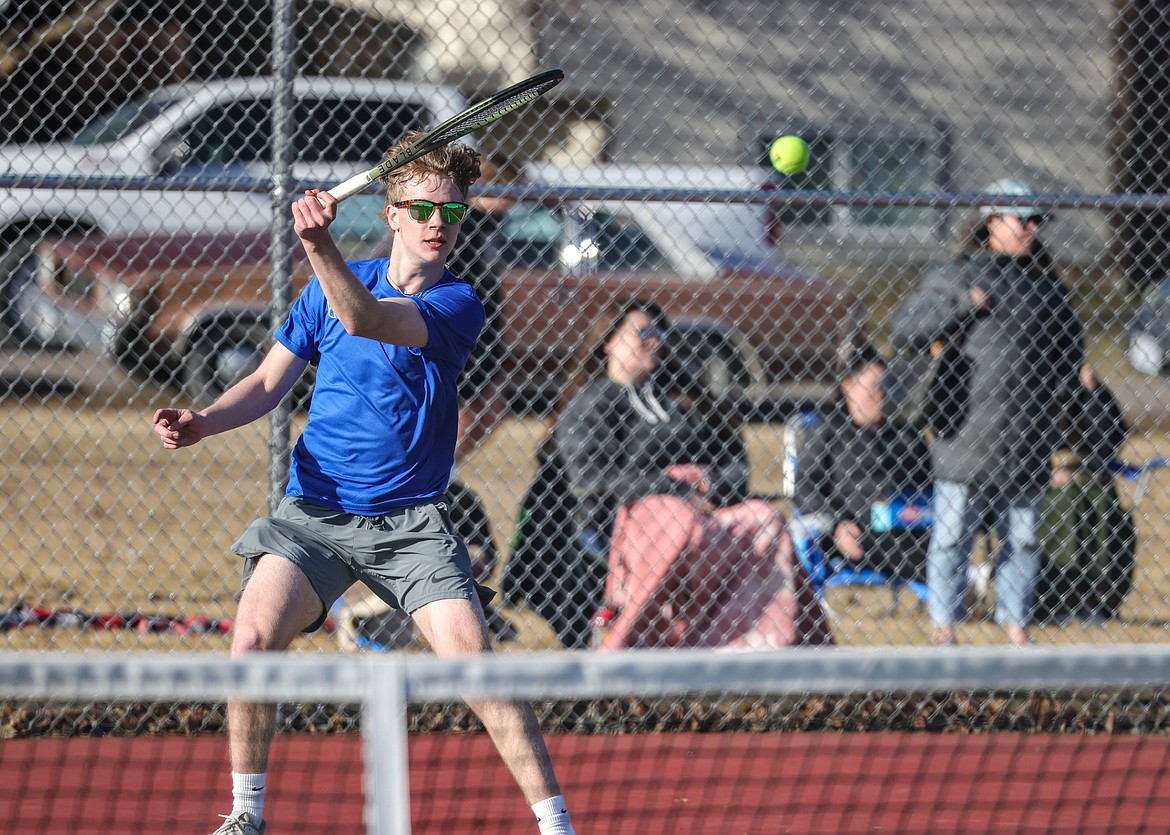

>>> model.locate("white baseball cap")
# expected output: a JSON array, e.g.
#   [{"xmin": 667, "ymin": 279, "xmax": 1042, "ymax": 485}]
[{"xmin": 979, "ymin": 178, "xmax": 1050, "ymax": 220}]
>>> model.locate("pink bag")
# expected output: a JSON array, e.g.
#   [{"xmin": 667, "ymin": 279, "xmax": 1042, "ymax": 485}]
[{"xmin": 597, "ymin": 495, "xmax": 834, "ymax": 650}]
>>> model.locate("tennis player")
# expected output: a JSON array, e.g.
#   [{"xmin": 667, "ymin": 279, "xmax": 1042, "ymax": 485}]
[{"xmin": 152, "ymin": 134, "xmax": 575, "ymax": 835}]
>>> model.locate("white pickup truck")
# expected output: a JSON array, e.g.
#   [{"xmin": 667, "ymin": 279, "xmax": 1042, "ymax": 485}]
[{"xmin": 0, "ymin": 76, "xmax": 468, "ymax": 343}]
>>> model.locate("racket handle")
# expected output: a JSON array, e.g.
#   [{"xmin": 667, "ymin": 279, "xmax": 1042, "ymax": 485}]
[{"xmin": 327, "ymin": 172, "xmax": 375, "ymax": 202}]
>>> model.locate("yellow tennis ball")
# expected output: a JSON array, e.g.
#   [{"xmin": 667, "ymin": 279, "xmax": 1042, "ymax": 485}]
[{"xmin": 769, "ymin": 135, "xmax": 810, "ymax": 175}]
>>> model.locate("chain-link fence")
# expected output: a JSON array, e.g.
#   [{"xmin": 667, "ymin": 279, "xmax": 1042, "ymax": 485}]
[{"xmin": 3, "ymin": 0, "xmax": 1170, "ymax": 655}]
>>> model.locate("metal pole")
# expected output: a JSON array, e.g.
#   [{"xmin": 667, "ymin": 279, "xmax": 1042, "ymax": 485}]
[
  {"xmin": 366, "ymin": 659, "xmax": 414, "ymax": 835},
  {"xmin": 267, "ymin": 0, "xmax": 298, "ymax": 512}
]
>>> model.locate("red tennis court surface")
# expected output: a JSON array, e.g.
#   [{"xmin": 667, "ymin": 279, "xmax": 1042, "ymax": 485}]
[{"xmin": 5, "ymin": 732, "xmax": 1170, "ymax": 833}]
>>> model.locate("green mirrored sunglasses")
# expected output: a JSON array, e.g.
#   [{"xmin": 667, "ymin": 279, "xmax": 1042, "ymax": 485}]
[{"xmin": 392, "ymin": 199, "xmax": 469, "ymax": 223}]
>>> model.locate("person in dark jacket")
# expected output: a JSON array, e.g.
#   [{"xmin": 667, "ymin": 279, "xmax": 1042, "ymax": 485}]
[
  {"xmin": 554, "ymin": 298, "xmax": 831, "ymax": 649},
  {"xmin": 891, "ymin": 179, "xmax": 1084, "ymax": 646},
  {"xmin": 556, "ymin": 299, "xmax": 749, "ymax": 565},
  {"xmin": 447, "ymin": 153, "xmax": 525, "ymax": 462},
  {"xmin": 795, "ymin": 344, "xmax": 933, "ymax": 585}
]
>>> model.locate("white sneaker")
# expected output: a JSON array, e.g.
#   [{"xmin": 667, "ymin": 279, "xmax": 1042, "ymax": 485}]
[{"xmin": 208, "ymin": 811, "xmax": 266, "ymax": 835}]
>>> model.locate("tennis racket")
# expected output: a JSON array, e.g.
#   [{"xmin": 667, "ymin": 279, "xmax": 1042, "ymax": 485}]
[{"xmin": 325, "ymin": 68, "xmax": 565, "ymax": 202}]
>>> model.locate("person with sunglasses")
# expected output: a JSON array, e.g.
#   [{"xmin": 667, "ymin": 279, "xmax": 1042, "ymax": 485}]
[
  {"xmin": 890, "ymin": 178, "xmax": 1085, "ymax": 647},
  {"xmin": 551, "ymin": 299, "xmax": 832, "ymax": 650},
  {"xmin": 152, "ymin": 131, "xmax": 576, "ymax": 835}
]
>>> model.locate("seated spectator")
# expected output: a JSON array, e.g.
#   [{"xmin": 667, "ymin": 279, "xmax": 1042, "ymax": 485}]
[
  {"xmin": 555, "ymin": 298, "xmax": 832, "ymax": 650},
  {"xmin": 794, "ymin": 344, "xmax": 934, "ymax": 586},
  {"xmin": 1035, "ymin": 364, "xmax": 1134, "ymax": 622}
]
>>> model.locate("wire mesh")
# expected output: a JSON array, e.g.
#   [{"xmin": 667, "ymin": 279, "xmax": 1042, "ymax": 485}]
[{"xmin": 2, "ymin": 0, "xmax": 1170, "ymax": 759}]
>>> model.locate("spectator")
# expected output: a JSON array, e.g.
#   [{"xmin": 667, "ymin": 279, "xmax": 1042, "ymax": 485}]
[
  {"xmin": 795, "ymin": 343, "xmax": 933, "ymax": 586},
  {"xmin": 891, "ymin": 178, "xmax": 1084, "ymax": 647},
  {"xmin": 444, "ymin": 156, "xmax": 525, "ymax": 642},
  {"xmin": 1034, "ymin": 363, "xmax": 1134, "ymax": 622},
  {"xmin": 448, "ymin": 153, "xmax": 525, "ymax": 463},
  {"xmin": 502, "ymin": 433, "xmax": 597, "ymax": 648},
  {"xmin": 556, "ymin": 298, "xmax": 832, "ymax": 650}
]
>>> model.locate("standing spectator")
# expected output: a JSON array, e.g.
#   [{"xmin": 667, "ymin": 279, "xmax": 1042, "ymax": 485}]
[
  {"xmin": 795, "ymin": 343, "xmax": 933, "ymax": 586},
  {"xmin": 444, "ymin": 155, "xmax": 527, "ymax": 640},
  {"xmin": 153, "ymin": 135, "xmax": 574, "ymax": 835},
  {"xmin": 447, "ymin": 153, "xmax": 525, "ymax": 463},
  {"xmin": 891, "ymin": 179, "xmax": 1084, "ymax": 647}
]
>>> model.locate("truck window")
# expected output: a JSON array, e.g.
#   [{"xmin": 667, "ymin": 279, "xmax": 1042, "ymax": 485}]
[
  {"xmin": 73, "ymin": 95, "xmax": 185, "ymax": 145},
  {"xmin": 164, "ymin": 97, "xmax": 431, "ymax": 170},
  {"xmin": 175, "ymin": 99, "xmax": 270, "ymax": 167},
  {"xmin": 296, "ymin": 98, "xmax": 428, "ymax": 165},
  {"xmin": 586, "ymin": 210, "xmax": 666, "ymax": 271}
]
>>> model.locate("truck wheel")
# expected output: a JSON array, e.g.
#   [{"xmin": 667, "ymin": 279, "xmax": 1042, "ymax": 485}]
[{"xmin": 182, "ymin": 324, "xmax": 264, "ymax": 406}]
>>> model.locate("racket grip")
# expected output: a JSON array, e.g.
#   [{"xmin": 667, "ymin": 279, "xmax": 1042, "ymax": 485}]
[{"xmin": 327, "ymin": 172, "xmax": 374, "ymax": 202}]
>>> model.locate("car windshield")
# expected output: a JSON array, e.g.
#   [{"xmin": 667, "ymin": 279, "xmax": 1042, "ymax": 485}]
[
  {"xmin": 494, "ymin": 199, "xmax": 779, "ymax": 275},
  {"xmin": 562, "ymin": 207, "xmax": 667, "ymax": 271},
  {"xmin": 72, "ymin": 95, "xmax": 185, "ymax": 145},
  {"xmin": 496, "ymin": 204, "xmax": 671, "ymax": 272}
]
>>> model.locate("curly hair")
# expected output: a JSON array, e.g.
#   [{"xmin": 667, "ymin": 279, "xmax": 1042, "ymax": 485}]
[{"xmin": 379, "ymin": 131, "xmax": 482, "ymax": 215}]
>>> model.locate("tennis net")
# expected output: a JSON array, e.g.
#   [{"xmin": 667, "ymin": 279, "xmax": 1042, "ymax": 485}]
[{"xmin": 2, "ymin": 646, "xmax": 1169, "ymax": 834}]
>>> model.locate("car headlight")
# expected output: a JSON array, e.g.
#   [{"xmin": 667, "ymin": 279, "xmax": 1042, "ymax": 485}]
[
  {"xmin": 102, "ymin": 281, "xmax": 135, "ymax": 320},
  {"xmin": 561, "ymin": 238, "xmax": 599, "ymax": 268}
]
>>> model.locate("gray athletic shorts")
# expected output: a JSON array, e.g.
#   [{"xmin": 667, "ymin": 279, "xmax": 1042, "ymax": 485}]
[{"xmin": 231, "ymin": 495, "xmax": 493, "ymax": 632}]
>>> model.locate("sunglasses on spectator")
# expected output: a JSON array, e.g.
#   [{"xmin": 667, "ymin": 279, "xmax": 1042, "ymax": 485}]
[
  {"xmin": 636, "ymin": 325, "xmax": 666, "ymax": 342},
  {"xmin": 392, "ymin": 200, "xmax": 469, "ymax": 223},
  {"xmin": 1002, "ymin": 213, "xmax": 1045, "ymax": 227}
]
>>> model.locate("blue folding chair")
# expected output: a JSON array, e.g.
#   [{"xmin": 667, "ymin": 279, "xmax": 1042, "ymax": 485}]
[
  {"xmin": 791, "ymin": 508, "xmax": 931, "ymax": 615},
  {"xmin": 1110, "ymin": 457, "xmax": 1169, "ymax": 503}
]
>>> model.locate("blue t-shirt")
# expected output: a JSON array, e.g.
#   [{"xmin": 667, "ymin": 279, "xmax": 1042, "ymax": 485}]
[{"xmin": 275, "ymin": 258, "xmax": 484, "ymax": 514}]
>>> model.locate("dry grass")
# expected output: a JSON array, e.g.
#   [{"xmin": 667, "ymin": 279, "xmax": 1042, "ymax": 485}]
[
  {"xmin": 4, "ymin": 259, "xmax": 1169, "ymax": 653},
  {"xmin": 4, "ymin": 391, "xmax": 1170, "ymax": 654}
]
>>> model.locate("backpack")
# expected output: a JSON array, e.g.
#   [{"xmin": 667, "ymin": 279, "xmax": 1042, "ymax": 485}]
[{"xmin": 1034, "ymin": 479, "xmax": 1136, "ymax": 622}]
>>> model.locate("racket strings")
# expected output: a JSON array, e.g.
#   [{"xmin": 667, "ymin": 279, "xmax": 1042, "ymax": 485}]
[
  {"xmin": 368, "ymin": 70, "xmax": 563, "ymax": 188},
  {"xmin": 428, "ymin": 79, "xmax": 562, "ymax": 145}
]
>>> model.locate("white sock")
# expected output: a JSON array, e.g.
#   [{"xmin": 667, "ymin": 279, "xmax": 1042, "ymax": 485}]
[
  {"xmin": 532, "ymin": 795, "xmax": 575, "ymax": 835},
  {"xmin": 231, "ymin": 772, "xmax": 267, "ymax": 821}
]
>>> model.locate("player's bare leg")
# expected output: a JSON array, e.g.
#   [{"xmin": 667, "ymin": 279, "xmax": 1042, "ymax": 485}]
[
  {"xmin": 412, "ymin": 597, "xmax": 574, "ymax": 833},
  {"xmin": 208, "ymin": 555, "xmax": 324, "ymax": 835},
  {"xmin": 228, "ymin": 554, "xmax": 323, "ymax": 769}
]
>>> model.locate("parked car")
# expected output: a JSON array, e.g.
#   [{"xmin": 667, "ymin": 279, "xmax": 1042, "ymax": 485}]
[
  {"xmin": 1128, "ymin": 274, "xmax": 1170, "ymax": 376},
  {"xmin": 0, "ymin": 76, "xmax": 469, "ymax": 342},
  {"xmin": 26, "ymin": 195, "xmax": 387, "ymax": 403},
  {"xmin": 495, "ymin": 163, "xmax": 866, "ymax": 418}
]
